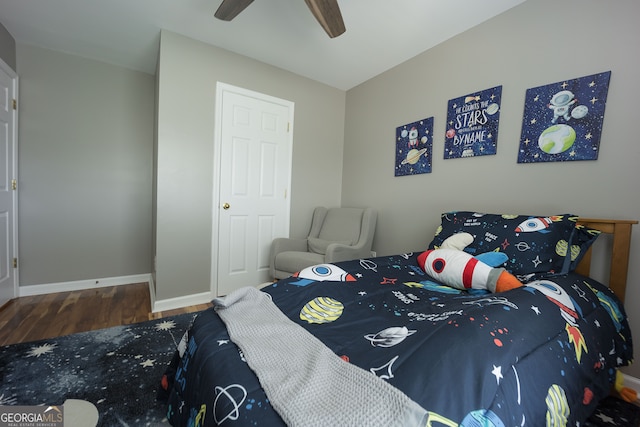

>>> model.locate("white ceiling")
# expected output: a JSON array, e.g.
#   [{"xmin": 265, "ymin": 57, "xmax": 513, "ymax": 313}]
[{"xmin": 0, "ymin": 0, "xmax": 525, "ymax": 90}]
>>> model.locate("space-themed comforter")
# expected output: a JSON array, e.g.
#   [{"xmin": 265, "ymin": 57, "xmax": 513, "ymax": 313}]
[{"xmin": 163, "ymin": 253, "xmax": 633, "ymax": 426}]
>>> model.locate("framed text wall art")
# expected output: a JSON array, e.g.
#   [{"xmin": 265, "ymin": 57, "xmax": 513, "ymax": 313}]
[{"xmin": 444, "ymin": 86, "xmax": 502, "ymax": 159}]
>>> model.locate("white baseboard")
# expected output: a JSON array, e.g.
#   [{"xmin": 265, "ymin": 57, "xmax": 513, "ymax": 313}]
[
  {"xmin": 19, "ymin": 273, "xmax": 209, "ymax": 315},
  {"xmin": 19, "ymin": 273, "xmax": 152, "ymax": 297},
  {"xmin": 152, "ymin": 291, "xmax": 212, "ymax": 313}
]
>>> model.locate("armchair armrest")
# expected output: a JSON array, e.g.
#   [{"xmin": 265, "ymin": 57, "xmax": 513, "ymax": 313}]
[{"xmin": 269, "ymin": 237, "xmax": 308, "ymax": 278}]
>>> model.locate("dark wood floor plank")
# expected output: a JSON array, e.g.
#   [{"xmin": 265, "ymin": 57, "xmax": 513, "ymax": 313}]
[{"xmin": 0, "ymin": 282, "xmax": 210, "ymax": 346}]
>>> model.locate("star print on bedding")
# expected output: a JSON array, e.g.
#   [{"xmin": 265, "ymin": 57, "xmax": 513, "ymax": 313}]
[
  {"xmin": 428, "ymin": 211, "xmax": 599, "ymax": 276},
  {"xmin": 164, "ymin": 253, "xmax": 633, "ymax": 426}
]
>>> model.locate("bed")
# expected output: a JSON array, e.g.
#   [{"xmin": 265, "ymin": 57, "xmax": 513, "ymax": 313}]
[{"xmin": 161, "ymin": 212, "xmax": 637, "ymax": 426}]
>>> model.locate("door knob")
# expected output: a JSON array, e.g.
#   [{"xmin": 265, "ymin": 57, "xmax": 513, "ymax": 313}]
[{"xmin": 222, "ymin": 203, "xmax": 230, "ymax": 210}]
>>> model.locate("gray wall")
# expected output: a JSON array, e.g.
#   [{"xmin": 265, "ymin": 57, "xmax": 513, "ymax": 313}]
[
  {"xmin": 0, "ymin": 21, "xmax": 16, "ymax": 71},
  {"xmin": 6, "ymin": 0, "xmax": 640, "ymax": 376},
  {"xmin": 16, "ymin": 44, "xmax": 154, "ymax": 285},
  {"xmin": 343, "ymin": 0, "xmax": 640, "ymax": 376},
  {"xmin": 154, "ymin": 31, "xmax": 345, "ymax": 301}
]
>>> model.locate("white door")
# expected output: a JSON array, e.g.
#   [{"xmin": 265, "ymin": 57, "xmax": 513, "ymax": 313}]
[
  {"xmin": 213, "ymin": 83, "xmax": 293, "ymax": 296},
  {"xmin": 0, "ymin": 59, "xmax": 18, "ymax": 307}
]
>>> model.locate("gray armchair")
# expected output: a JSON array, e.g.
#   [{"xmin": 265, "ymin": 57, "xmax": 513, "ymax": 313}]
[{"xmin": 269, "ymin": 207, "xmax": 377, "ymax": 280}]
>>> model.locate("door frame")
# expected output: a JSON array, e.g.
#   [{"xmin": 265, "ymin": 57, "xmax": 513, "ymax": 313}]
[
  {"xmin": 0, "ymin": 57, "xmax": 19, "ymax": 303},
  {"xmin": 210, "ymin": 82, "xmax": 294, "ymax": 296}
]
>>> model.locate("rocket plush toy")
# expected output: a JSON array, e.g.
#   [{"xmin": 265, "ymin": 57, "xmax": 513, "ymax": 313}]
[{"xmin": 417, "ymin": 232, "xmax": 523, "ymax": 293}]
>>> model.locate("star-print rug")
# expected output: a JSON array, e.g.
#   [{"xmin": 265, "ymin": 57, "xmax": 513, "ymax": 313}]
[
  {"xmin": 0, "ymin": 311, "xmax": 198, "ymax": 426},
  {"xmin": 585, "ymin": 395, "xmax": 640, "ymax": 427}
]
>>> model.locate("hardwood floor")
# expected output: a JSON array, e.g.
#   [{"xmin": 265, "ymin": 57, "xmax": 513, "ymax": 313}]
[{"xmin": 0, "ymin": 282, "xmax": 212, "ymax": 346}]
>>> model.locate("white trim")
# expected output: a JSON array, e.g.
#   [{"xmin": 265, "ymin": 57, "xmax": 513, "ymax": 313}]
[
  {"xmin": 210, "ymin": 82, "xmax": 224, "ymax": 298},
  {"xmin": 148, "ymin": 274, "xmax": 156, "ymax": 309},
  {"xmin": 19, "ymin": 274, "xmax": 152, "ymax": 297},
  {"xmin": 152, "ymin": 291, "xmax": 212, "ymax": 313},
  {"xmin": 622, "ymin": 373, "xmax": 640, "ymax": 402},
  {"xmin": 0, "ymin": 57, "xmax": 19, "ymax": 302}
]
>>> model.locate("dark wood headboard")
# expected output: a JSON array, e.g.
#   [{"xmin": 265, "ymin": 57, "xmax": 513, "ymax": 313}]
[{"xmin": 575, "ymin": 218, "xmax": 638, "ymax": 302}]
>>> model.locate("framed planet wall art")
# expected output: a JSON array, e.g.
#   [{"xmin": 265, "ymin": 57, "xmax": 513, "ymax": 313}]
[
  {"xmin": 517, "ymin": 71, "xmax": 611, "ymax": 163},
  {"xmin": 444, "ymin": 85, "xmax": 502, "ymax": 159},
  {"xmin": 395, "ymin": 117, "xmax": 434, "ymax": 177}
]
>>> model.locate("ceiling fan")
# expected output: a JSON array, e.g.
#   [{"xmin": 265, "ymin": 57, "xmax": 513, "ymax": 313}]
[{"xmin": 214, "ymin": 0, "xmax": 346, "ymax": 38}]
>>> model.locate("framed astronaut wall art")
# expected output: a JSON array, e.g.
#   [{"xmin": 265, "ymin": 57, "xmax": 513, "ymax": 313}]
[
  {"xmin": 517, "ymin": 71, "xmax": 611, "ymax": 163},
  {"xmin": 395, "ymin": 117, "xmax": 434, "ymax": 177}
]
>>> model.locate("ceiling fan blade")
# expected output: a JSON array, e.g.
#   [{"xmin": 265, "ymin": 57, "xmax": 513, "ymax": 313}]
[
  {"xmin": 304, "ymin": 0, "xmax": 346, "ymax": 38},
  {"xmin": 214, "ymin": 0, "xmax": 255, "ymax": 21}
]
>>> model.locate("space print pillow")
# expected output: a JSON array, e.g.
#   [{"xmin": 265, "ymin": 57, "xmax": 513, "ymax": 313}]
[
  {"xmin": 428, "ymin": 211, "xmax": 581, "ymax": 276},
  {"xmin": 566, "ymin": 223, "xmax": 601, "ymax": 271}
]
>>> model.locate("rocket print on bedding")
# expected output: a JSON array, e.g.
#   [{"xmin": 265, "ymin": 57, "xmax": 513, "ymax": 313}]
[{"xmin": 165, "ymin": 252, "xmax": 632, "ymax": 427}]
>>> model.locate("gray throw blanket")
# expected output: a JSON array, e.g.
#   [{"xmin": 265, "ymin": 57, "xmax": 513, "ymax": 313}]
[{"xmin": 213, "ymin": 287, "xmax": 428, "ymax": 427}]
